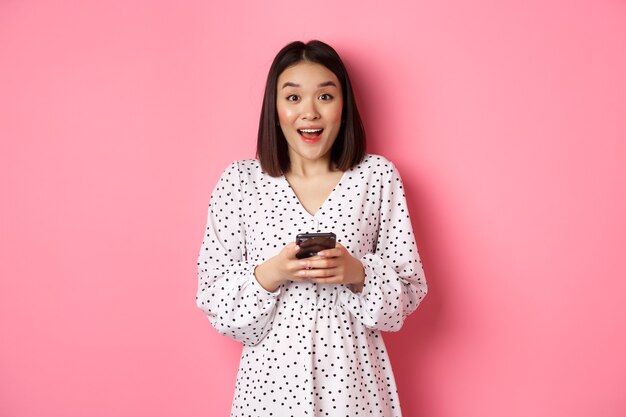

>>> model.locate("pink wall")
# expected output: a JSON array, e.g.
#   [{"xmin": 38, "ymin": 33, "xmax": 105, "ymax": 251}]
[{"xmin": 1, "ymin": 0, "xmax": 625, "ymax": 416}]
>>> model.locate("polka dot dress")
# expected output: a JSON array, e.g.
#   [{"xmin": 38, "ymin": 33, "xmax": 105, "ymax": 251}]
[{"xmin": 197, "ymin": 154, "xmax": 427, "ymax": 417}]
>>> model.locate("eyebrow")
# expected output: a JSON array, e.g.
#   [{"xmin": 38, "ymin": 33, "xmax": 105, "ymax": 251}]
[{"xmin": 281, "ymin": 81, "xmax": 338, "ymax": 89}]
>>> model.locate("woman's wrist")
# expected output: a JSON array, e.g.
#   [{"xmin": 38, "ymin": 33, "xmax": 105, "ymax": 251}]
[
  {"xmin": 349, "ymin": 257, "xmax": 365, "ymax": 293},
  {"xmin": 254, "ymin": 259, "xmax": 282, "ymax": 293}
]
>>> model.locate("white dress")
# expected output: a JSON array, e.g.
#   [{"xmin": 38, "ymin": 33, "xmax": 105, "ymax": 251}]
[{"xmin": 197, "ymin": 154, "xmax": 427, "ymax": 417}]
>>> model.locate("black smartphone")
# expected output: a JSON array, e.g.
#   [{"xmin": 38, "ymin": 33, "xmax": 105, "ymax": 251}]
[{"xmin": 295, "ymin": 232, "xmax": 336, "ymax": 259}]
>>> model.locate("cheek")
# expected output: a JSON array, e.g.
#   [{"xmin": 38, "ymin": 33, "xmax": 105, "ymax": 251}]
[
  {"xmin": 277, "ymin": 104, "xmax": 295, "ymax": 124},
  {"xmin": 324, "ymin": 102, "xmax": 343, "ymax": 123}
]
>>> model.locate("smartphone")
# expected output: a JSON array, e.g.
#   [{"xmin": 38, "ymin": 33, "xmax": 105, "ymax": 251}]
[{"xmin": 295, "ymin": 232, "xmax": 336, "ymax": 259}]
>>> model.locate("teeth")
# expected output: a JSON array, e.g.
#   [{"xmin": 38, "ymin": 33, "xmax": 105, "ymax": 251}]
[{"xmin": 300, "ymin": 128, "xmax": 322, "ymax": 133}]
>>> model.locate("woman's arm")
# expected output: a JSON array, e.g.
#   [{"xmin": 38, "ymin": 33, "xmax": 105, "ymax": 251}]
[
  {"xmin": 196, "ymin": 162, "xmax": 279, "ymax": 346},
  {"xmin": 339, "ymin": 163, "xmax": 428, "ymax": 331}
]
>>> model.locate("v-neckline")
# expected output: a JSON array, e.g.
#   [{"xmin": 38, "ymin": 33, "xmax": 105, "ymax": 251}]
[{"xmin": 282, "ymin": 170, "xmax": 348, "ymax": 218}]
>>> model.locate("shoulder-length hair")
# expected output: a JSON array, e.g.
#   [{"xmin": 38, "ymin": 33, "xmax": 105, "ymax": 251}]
[{"xmin": 256, "ymin": 40, "xmax": 366, "ymax": 177}]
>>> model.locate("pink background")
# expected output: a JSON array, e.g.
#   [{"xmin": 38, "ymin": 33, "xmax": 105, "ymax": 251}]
[{"xmin": 1, "ymin": 0, "xmax": 625, "ymax": 416}]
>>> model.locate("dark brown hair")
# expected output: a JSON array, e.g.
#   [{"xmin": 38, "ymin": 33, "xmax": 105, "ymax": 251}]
[{"xmin": 256, "ymin": 40, "xmax": 366, "ymax": 176}]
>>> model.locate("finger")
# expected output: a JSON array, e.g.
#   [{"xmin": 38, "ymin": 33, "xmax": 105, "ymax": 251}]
[
  {"xmin": 299, "ymin": 257, "xmax": 337, "ymax": 270},
  {"xmin": 288, "ymin": 275, "xmax": 310, "ymax": 283},
  {"xmin": 297, "ymin": 256, "xmax": 323, "ymax": 269},
  {"xmin": 297, "ymin": 267, "xmax": 338, "ymax": 279},
  {"xmin": 309, "ymin": 276, "xmax": 342, "ymax": 284},
  {"xmin": 288, "ymin": 259, "xmax": 309, "ymax": 272},
  {"xmin": 285, "ymin": 243, "xmax": 300, "ymax": 260},
  {"xmin": 316, "ymin": 248, "xmax": 343, "ymax": 258},
  {"xmin": 309, "ymin": 258, "xmax": 338, "ymax": 270}
]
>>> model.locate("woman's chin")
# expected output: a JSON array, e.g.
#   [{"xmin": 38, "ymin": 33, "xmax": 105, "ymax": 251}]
[
  {"xmin": 287, "ymin": 142, "xmax": 333, "ymax": 163},
  {"xmin": 305, "ymin": 145, "xmax": 334, "ymax": 159}
]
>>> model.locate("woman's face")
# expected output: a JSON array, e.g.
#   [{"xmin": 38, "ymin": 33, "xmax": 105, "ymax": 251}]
[{"xmin": 276, "ymin": 61, "xmax": 343, "ymax": 167}]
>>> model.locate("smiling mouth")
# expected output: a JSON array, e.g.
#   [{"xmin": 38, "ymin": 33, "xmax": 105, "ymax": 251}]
[{"xmin": 297, "ymin": 128, "xmax": 324, "ymax": 139}]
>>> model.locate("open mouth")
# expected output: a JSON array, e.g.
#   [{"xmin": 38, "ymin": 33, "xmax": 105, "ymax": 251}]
[{"xmin": 297, "ymin": 128, "xmax": 324, "ymax": 139}]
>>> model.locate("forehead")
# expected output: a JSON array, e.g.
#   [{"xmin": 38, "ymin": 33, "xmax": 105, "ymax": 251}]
[{"xmin": 277, "ymin": 61, "xmax": 340, "ymax": 88}]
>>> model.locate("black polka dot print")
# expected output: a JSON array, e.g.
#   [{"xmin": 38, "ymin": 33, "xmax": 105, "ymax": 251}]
[{"xmin": 196, "ymin": 154, "xmax": 427, "ymax": 416}]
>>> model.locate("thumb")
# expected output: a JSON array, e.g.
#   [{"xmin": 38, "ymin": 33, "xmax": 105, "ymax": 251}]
[{"xmin": 285, "ymin": 242, "xmax": 300, "ymax": 258}]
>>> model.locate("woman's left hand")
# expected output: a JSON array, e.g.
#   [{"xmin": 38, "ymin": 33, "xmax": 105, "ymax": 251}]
[{"xmin": 296, "ymin": 242, "xmax": 365, "ymax": 292}]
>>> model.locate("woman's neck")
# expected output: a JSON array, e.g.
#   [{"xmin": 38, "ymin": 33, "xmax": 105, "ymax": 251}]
[{"xmin": 287, "ymin": 154, "xmax": 336, "ymax": 178}]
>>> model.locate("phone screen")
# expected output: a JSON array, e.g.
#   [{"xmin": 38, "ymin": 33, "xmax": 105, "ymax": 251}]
[{"xmin": 295, "ymin": 232, "xmax": 336, "ymax": 259}]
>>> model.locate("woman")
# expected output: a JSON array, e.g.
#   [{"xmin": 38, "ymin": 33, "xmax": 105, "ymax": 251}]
[{"xmin": 197, "ymin": 40, "xmax": 427, "ymax": 416}]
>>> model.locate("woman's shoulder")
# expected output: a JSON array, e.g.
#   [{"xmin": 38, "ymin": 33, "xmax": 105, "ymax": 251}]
[
  {"xmin": 361, "ymin": 153, "xmax": 394, "ymax": 166},
  {"xmin": 220, "ymin": 158, "xmax": 263, "ymax": 175},
  {"xmin": 218, "ymin": 159, "xmax": 271, "ymax": 188},
  {"xmin": 355, "ymin": 153, "xmax": 398, "ymax": 175}
]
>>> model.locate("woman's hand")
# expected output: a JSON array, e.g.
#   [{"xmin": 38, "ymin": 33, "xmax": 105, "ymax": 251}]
[
  {"xmin": 254, "ymin": 242, "xmax": 310, "ymax": 292},
  {"xmin": 254, "ymin": 242, "xmax": 365, "ymax": 293},
  {"xmin": 296, "ymin": 242, "xmax": 365, "ymax": 293}
]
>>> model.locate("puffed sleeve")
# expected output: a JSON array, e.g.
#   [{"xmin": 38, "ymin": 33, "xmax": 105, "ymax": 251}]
[
  {"xmin": 196, "ymin": 161, "xmax": 280, "ymax": 346},
  {"xmin": 340, "ymin": 163, "xmax": 427, "ymax": 331}
]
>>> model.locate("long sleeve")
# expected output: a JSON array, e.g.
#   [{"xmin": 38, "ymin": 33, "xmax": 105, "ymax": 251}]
[
  {"xmin": 196, "ymin": 161, "xmax": 280, "ymax": 346},
  {"xmin": 340, "ymin": 163, "xmax": 427, "ymax": 331}
]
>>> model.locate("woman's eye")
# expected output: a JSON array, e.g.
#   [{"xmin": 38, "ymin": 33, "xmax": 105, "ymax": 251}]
[
  {"xmin": 286, "ymin": 95, "xmax": 299, "ymax": 102},
  {"xmin": 319, "ymin": 93, "xmax": 333, "ymax": 100}
]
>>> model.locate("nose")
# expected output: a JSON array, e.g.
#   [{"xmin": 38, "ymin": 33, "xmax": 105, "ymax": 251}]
[{"xmin": 300, "ymin": 98, "xmax": 320, "ymax": 120}]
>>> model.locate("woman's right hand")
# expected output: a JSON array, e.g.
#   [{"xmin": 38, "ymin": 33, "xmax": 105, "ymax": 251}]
[{"xmin": 253, "ymin": 242, "xmax": 307, "ymax": 292}]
